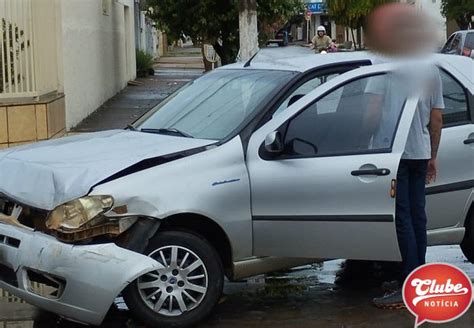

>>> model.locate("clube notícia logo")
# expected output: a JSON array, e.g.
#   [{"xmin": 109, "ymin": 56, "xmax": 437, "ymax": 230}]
[{"xmin": 402, "ymin": 263, "xmax": 473, "ymax": 327}]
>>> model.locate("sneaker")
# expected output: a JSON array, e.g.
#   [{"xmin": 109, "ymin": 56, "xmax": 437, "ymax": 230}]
[
  {"xmin": 373, "ymin": 289, "xmax": 406, "ymax": 309},
  {"xmin": 381, "ymin": 280, "xmax": 400, "ymax": 293}
]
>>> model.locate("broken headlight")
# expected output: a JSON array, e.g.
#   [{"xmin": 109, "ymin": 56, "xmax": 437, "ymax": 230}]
[{"xmin": 46, "ymin": 196, "xmax": 114, "ymax": 231}]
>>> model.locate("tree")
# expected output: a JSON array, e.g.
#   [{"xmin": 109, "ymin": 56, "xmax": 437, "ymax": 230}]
[
  {"xmin": 326, "ymin": 0, "xmax": 391, "ymax": 49},
  {"xmin": 146, "ymin": 0, "xmax": 304, "ymax": 65},
  {"xmin": 441, "ymin": 0, "xmax": 474, "ymax": 30},
  {"xmin": 257, "ymin": 0, "xmax": 304, "ymax": 46}
]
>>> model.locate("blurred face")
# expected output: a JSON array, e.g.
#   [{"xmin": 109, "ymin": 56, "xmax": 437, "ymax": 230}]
[
  {"xmin": 318, "ymin": 31, "xmax": 324, "ymax": 37},
  {"xmin": 367, "ymin": 3, "xmax": 436, "ymax": 56}
]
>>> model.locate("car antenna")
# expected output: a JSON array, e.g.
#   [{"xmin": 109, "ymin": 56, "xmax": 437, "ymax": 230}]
[{"xmin": 244, "ymin": 49, "xmax": 260, "ymax": 68}]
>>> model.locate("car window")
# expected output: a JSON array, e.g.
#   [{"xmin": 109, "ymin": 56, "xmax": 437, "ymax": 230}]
[
  {"xmin": 464, "ymin": 32, "xmax": 474, "ymax": 51},
  {"xmin": 451, "ymin": 34, "xmax": 463, "ymax": 55},
  {"xmin": 442, "ymin": 34, "xmax": 455, "ymax": 53},
  {"xmin": 273, "ymin": 73, "xmax": 340, "ymax": 117},
  {"xmin": 282, "ymin": 74, "xmax": 407, "ymax": 157},
  {"xmin": 440, "ymin": 70, "xmax": 470, "ymax": 125}
]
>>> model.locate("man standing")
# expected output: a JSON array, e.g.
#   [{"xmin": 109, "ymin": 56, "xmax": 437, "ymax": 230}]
[
  {"xmin": 372, "ymin": 69, "xmax": 444, "ymax": 308},
  {"xmin": 312, "ymin": 26, "xmax": 332, "ymax": 53}
]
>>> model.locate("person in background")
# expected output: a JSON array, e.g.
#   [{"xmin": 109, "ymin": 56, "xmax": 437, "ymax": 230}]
[{"xmin": 312, "ymin": 26, "xmax": 332, "ymax": 53}]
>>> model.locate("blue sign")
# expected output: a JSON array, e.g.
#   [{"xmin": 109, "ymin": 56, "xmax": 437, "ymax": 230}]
[{"xmin": 307, "ymin": 2, "xmax": 326, "ymax": 14}]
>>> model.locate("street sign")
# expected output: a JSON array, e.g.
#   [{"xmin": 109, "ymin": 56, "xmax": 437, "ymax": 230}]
[
  {"xmin": 305, "ymin": 10, "xmax": 312, "ymax": 21},
  {"xmin": 307, "ymin": 2, "xmax": 326, "ymax": 14}
]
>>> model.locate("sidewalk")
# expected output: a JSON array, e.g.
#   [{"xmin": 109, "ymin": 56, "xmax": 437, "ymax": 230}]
[{"xmin": 72, "ymin": 48, "xmax": 204, "ymax": 133}]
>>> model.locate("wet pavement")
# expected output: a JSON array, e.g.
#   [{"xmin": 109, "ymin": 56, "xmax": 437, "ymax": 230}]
[
  {"xmin": 71, "ymin": 48, "xmax": 204, "ymax": 133},
  {"xmin": 2, "ymin": 245, "xmax": 473, "ymax": 328}
]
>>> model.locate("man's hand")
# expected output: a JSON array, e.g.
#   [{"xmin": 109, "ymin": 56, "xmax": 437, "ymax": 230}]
[{"xmin": 426, "ymin": 158, "xmax": 437, "ymax": 184}]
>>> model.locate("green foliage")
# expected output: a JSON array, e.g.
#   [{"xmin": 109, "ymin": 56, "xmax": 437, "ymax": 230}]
[
  {"xmin": 1, "ymin": 19, "xmax": 30, "ymax": 93},
  {"xmin": 258, "ymin": 0, "xmax": 304, "ymax": 45},
  {"xmin": 326, "ymin": 0, "xmax": 392, "ymax": 49},
  {"xmin": 146, "ymin": 0, "xmax": 304, "ymax": 64},
  {"xmin": 441, "ymin": 0, "xmax": 474, "ymax": 30},
  {"xmin": 327, "ymin": 0, "xmax": 391, "ymax": 29},
  {"xmin": 136, "ymin": 50, "xmax": 154, "ymax": 77}
]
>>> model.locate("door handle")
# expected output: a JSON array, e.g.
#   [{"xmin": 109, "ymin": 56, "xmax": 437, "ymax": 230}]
[
  {"xmin": 351, "ymin": 168, "xmax": 391, "ymax": 176},
  {"xmin": 463, "ymin": 138, "xmax": 474, "ymax": 145}
]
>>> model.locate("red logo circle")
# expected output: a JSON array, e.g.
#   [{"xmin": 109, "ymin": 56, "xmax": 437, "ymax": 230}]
[{"xmin": 403, "ymin": 263, "xmax": 473, "ymax": 327}]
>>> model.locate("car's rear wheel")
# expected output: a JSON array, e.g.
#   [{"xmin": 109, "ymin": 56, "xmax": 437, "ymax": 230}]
[
  {"xmin": 460, "ymin": 207, "xmax": 474, "ymax": 263},
  {"xmin": 123, "ymin": 230, "xmax": 224, "ymax": 328}
]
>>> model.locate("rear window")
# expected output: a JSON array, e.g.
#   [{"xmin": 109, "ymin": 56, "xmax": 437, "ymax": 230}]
[{"xmin": 465, "ymin": 32, "xmax": 474, "ymax": 50}]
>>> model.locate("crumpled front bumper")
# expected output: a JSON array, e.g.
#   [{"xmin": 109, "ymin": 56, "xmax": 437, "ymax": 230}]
[{"xmin": 0, "ymin": 222, "xmax": 161, "ymax": 325}]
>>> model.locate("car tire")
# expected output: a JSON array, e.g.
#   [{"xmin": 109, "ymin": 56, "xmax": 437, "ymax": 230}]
[
  {"xmin": 460, "ymin": 207, "xmax": 474, "ymax": 263},
  {"xmin": 123, "ymin": 230, "xmax": 224, "ymax": 328}
]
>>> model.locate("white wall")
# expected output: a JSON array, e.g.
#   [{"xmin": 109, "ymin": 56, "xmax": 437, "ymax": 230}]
[
  {"xmin": 59, "ymin": 0, "xmax": 136, "ymax": 129},
  {"xmin": 138, "ymin": 11, "xmax": 159, "ymax": 58}
]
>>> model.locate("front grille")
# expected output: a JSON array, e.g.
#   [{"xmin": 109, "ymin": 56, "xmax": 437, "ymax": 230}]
[
  {"xmin": 0, "ymin": 197, "xmax": 14, "ymax": 216},
  {"xmin": 26, "ymin": 269, "xmax": 66, "ymax": 299},
  {"xmin": 0, "ymin": 195, "xmax": 49, "ymax": 230},
  {"xmin": 0, "ymin": 263, "xmax": 18, "ymax": 287},
  {"xmin": 0, "ymin": 234, "xmax": 21, "ymax": 248}
]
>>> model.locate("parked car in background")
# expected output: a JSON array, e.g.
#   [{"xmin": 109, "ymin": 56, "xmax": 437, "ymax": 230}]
[
  {"xmin": 0, "ymin": 52, "xmax": 472, "ymax": 328},
  {"xmin": 441, "ymin": 30, "xmax": 474, "ymax": 58},
  {"xmin": 266, "ymin": 27, "xmax": 292, "ymax": 47}
]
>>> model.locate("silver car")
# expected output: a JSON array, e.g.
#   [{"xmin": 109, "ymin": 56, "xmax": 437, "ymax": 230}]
[{"xmin": 0, "ymin": 52, "xmax": 473, "ymax": 328}]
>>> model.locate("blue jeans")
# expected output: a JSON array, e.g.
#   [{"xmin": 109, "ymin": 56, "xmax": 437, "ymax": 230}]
[{"xmin": 396, "ymin": 159, "xmax": 429, "ymax": 281}]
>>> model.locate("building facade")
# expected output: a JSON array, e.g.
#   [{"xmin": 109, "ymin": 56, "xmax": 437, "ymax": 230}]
[{"xmin": 0, "ymin": 0, "xmax": 137, "ymax": 150}]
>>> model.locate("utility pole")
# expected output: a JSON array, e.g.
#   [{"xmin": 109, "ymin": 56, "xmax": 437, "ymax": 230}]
[{"xmin": 239, "ymin": 0, "xmax": 259, "ymax": 62}]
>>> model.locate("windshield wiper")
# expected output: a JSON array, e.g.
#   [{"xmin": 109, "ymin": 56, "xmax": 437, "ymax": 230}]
[{"xmin": 140, "ymin": 128, "xmax": 194, "ymax": 138}]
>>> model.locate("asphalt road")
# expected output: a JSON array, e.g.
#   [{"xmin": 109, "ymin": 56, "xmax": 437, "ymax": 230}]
[{"xmin": 3, "ymin": 245, "xmax": 472, "ymax": 328}]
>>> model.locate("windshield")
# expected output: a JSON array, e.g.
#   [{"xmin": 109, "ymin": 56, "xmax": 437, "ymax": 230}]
[{"xmin": 136, "ymin": 69, "xmax": 297, "ymax": 140}]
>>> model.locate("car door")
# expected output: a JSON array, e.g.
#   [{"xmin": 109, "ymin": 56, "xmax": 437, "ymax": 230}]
[
  {"xmin": 246, "ymin": 64, "xmax": 420, "ymax": 261},
  {"xmin": 426, "ymin": 66, "xmax": 474, "ymax": 235}
]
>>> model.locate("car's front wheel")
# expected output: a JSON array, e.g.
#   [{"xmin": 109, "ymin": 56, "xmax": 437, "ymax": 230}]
[{"xmin": 123, "ymin": 230, "xmax": 224, "ymax": 328}]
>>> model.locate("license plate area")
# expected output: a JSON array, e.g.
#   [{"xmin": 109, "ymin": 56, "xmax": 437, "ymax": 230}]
[{"xmin": 0, "ymin": 198, "xmax": 23, "ymax": 218}]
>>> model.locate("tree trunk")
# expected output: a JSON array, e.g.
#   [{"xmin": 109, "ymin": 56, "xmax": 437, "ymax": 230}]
[
  {"xmin": 350, "ymin": 28, "xmax": 357, "ymax": 50},
  {"xmin": 357, "ymin": 26, "xmax": 362, "ymax": 50},
  {"xmin": 239, "ymin": 0, "xmax": 259, "ymax": 62}
]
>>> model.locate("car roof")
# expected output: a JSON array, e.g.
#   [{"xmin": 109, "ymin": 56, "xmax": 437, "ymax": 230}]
[
  {"xmin": 450, "ymin": 30, "xmax": 474, "ymax": 36},
  {"xmin": 219, "ymin": 47, "xmax": 473, "ymax": 90},
  {"xmin": 220, "ymin": 47, "xmax": 375, "ymax": 72}
]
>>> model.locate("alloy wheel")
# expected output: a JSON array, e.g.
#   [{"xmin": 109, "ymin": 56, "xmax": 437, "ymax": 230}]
[{"xmin": 137, "ymin": 245, "xmax": 209, "ymax": 317}]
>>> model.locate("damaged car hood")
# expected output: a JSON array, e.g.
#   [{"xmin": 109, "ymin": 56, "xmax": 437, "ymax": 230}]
[{"xmin": 0, "ymin": 130, "xmax": 215, "ymax": 210}]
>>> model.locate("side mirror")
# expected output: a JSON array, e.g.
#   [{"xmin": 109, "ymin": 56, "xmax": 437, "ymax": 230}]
[{"xmin": 264, "ymin": 131, "xmax": 284, "ymax": 154}]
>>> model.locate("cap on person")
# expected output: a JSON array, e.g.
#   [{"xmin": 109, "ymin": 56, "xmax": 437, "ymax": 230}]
[{"xmin": 317, "ymin": 26, "xmax": 326, "ymax": 33}]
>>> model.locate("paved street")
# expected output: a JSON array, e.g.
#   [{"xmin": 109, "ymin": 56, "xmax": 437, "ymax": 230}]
[{"xmin": 1, "ymin": 246, "xmax": 473, "ymax": 328}]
